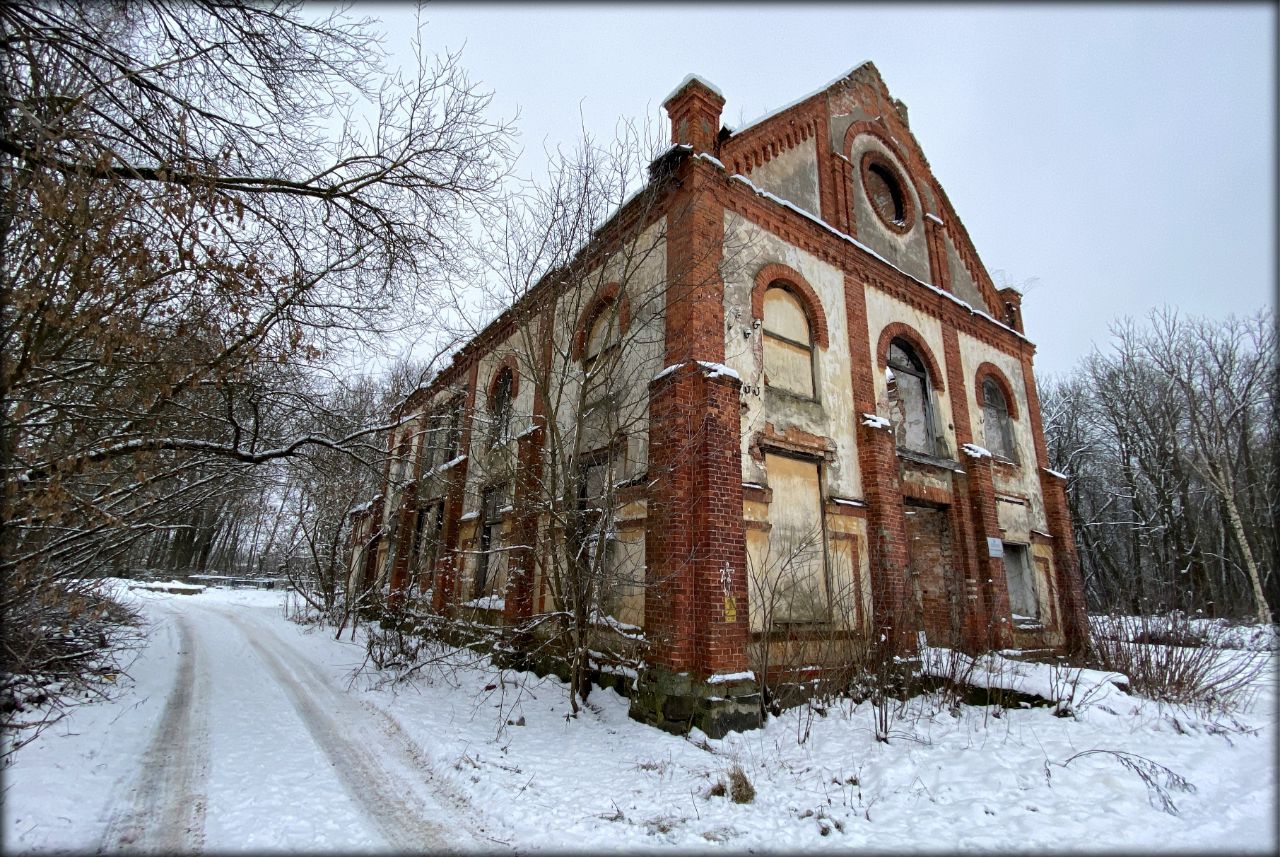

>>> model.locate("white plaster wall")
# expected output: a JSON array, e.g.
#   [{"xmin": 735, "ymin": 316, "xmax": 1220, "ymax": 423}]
[
  {"xmin": 723, "ymin": 213, "xmax": 863, "ymax": 500},
  {"xmin": 956, "ymin": 331, "xmax": 1049, "ymax": 531},
  {"xmin": 863, "ymin": 290, "xmax": 957, "ymax": 459},
  {"xmin": 943, "ymin": 233, "xmax": 988, "ymax": 313},
  {"xmin": 847, "ymin": 135, "xmax": 931, "ymax": 284},
  {"xmin": 545, "ymin": 220, "xmax": 667, "ymax": 484},
  {"xmin": 746, "ymin": 138, "xmax": 821, "ymax": 218}
]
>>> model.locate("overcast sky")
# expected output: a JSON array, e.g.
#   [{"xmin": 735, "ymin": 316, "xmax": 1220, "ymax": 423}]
[{"xmin": 365, "ymin": 3, "xmax": 1274, "ymax": 378}]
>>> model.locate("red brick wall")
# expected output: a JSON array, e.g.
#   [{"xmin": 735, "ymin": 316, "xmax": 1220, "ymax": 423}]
[
  {"xmin": 642, "ymin": 142, "xmax": 749, "ymax": 677},
  {"xmin": 645, "ymin": 365, "xmax": 748, "ymax": 675},
  {"xmin": 842, "ymin": 273, "xmax": 915, "ymax": 651},
  {"xmin": 942, "ymin": 325, "xmax": 1014, "ymax": 649}
]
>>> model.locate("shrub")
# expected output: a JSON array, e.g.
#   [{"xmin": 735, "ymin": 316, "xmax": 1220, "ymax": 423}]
[
  {"xmin": 1090, "ymin": 612, "xmax": 1268, "ymax": 712},
  {"xmin": 728, "ymin": 764, "xmax": 756, "ymax": 804}
]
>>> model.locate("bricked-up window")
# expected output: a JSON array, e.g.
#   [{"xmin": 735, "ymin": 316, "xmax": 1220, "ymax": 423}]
[
  {"xmin": 473, "ymin": 485, "xmax": 505, "ymax": 598},
  {"xmin": 489, "ymin": 367, "xmax": 513, "ymax": 446},
  {"xmin": 763, "ymin": 286, "xmax": 816, "ymax": 399},
  {"xmin": 1003, "ymin": 543, "xmax": 1039, "ymax": 620},
  {"xmin": 982, "ymin": 378, "xmax": 1017, "ymax": 462},
  {"xmin": 886, "ymin": 339, "xmax": 937, "ymax": 455}
]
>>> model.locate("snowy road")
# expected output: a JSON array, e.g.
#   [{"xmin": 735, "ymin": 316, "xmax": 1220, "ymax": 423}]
[
  {"xmin": 6, "ymin": 584, "xmax": 1275, "ymax": 853},
  {"xmin": 86, "ymin": 593, "xmax": 491, "ymax": 853}
]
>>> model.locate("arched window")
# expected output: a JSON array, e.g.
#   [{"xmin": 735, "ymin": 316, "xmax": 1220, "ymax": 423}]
[
  {"xmin": 489, "ymin": 366, "xmax": 513, "ymax": 445},
  {"xmin": 982, "ymin": 377, "xmax": 1017, "ymax": 462},
  {"xmin": 762, "ymin": 285, "xmax": 815, "ymax": 399},
  {"xmin": 886, "ymin": 338, "xmax": 935, "ymax": 455},
  {"xmin": 584, "ymin": 304, "xmax": 619, "ymax": 365}
]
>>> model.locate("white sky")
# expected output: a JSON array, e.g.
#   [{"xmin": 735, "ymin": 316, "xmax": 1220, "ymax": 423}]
[{"xmin": 363, "ymin": 3, "xmax": 1275, "ymax": 378}]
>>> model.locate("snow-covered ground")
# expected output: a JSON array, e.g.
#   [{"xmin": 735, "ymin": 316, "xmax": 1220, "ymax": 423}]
[{"xmin": 4, "ymin": 585, "xmax": 1276, "ymax": 852}]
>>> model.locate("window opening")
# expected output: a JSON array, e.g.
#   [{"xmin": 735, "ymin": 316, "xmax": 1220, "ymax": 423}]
[
  {"xmin": 982, "ymin": 377, "xmax": 1017, "ymax": 462},
  {"xmin": 762, "ymin": 286, "xmax": 816, "ymax": 399},
  {"xmin": 866, "ymin": 162, "xmax": 905, "ymax": 225},
  {"xmin": 886, "ymin": 339, "xmax": 936, "ymax": 455},
  {"xmin": 1003, "ymin": 543, "xmax": 1038, "ymax": 620},
  {"xmin": 473, "ymin": 486, "xmax": 504, "ymax": 598},
  {"xmin": 584, "ymin": 303, "xmax": 619, "ymax": 365},
  {"xmin": 489, "ymin": 367, "xmax": 513, "ymax": 446}
]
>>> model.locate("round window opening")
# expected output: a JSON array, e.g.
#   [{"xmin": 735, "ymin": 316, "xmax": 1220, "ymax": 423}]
[{"xmin": 860, "ymin": 153, "xmax": 913, "ymax": 232}]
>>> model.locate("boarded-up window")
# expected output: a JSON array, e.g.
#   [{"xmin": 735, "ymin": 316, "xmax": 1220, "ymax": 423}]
[
  {"xmin": 1003, "ymin": 542, "xmax": 1038, "ymax": 620},
  {"xmin": 757, "ymin": 453, "xmax": 828, "ymax": 623},
  {"xmin": 982, "ymin": 378, "xmax": 1017, "ymax": 461},
  {"xmin": 886, "ymin": 339, "xmax": 935, "ymax": 455},
  {"xmin": 763, "ymin": 287, "xmax": 815, "ymax": 399}
]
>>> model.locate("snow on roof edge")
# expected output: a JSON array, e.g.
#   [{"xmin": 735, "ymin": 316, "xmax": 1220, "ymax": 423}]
[{"xmin": 732, "ymin": 60, "xmax": 873, "ymax": 138}]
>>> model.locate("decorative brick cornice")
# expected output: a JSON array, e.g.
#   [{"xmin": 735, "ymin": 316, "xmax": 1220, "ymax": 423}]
[
  {"xmin": 875, "ymin": 321, "xmax": 947, "ymax": 392},
  {"xmin": 751, "ymin": 263, "xmax": 830, "ymax": 348}
]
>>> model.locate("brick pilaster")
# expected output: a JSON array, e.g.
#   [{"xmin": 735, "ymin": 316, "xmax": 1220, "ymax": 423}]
[
  {"xmin": 1018, "ymin": 349, "xmax": 1089, "ymax": 650},
  {"xmin": 504, "ymin": 311, "xmax": 553, "ymax": 627},
  {"xmin": 645, "ymin": 364, "xmax": 748, "ymax": 676},
  {"xmin": 842, "ymin": 273, "xmax": 914, "ymax": 651},
  {"xmin": 941, "ymin": 325, "xmax": 1013, "ymax": 650},
  {"xmin": 432, "ymin": 361, "xmax": 480, "ymax": 614},
  {"xmin": 642, "ymin": 134, "xmax": 748, "ymax": 677}
]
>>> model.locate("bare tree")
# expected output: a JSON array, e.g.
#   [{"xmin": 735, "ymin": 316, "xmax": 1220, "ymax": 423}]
[
  {"xmin": 1, "ymin": 1, "xmax": 509, "ymax": 735},
  {"xmin": 1041, "ymin": 309, "xmax": 1275, "ymax": 623}
]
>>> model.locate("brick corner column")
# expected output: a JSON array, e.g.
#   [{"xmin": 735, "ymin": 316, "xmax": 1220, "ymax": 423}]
[{"xmin": 645, "ymin": 363, "xmax": 749, "ymax": 678}]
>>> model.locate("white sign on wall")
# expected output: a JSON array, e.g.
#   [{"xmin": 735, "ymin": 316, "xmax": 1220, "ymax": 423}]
[{"xmin": 987, "ymin": 537, "xmax": 1004, "ymax": 557}]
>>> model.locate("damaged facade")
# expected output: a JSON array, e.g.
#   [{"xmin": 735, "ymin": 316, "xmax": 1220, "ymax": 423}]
[{"xmin": 348, "ymin": 63, "xmax": 1089, "ymax": 736}]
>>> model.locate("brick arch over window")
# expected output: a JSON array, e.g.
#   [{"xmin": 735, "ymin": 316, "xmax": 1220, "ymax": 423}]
[
  {"xmin": 485, "ymin": 354, "xmax": 521, "ymax": 403},
  {"xmin": 875, "ymin": 322, "xmax": 946, "ymax": 392},
  {"xmin": 974, "ymin": 361, "xmax": 1020, "ymax": 419},
  {"xmin": 751, "ymin": 263, "xmax": 829, "ymax": 349},
  {"xmin": 572, "ymin": 282, "xmax": 631, "ymax": 361}
]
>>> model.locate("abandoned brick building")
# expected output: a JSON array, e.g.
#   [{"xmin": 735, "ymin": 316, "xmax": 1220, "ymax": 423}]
[{"xmin": 348, "ymin": 63, "xmax": 1088, "ymax": 736}]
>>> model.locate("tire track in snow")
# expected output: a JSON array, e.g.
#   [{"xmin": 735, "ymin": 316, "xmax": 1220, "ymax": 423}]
[
  {"xmin": 98, "ymin": 610, "xmax": 210, "ymax": 853},
  {"xmin": 217, "ymin": 609, "xmax": 494, "ymax": 852}
]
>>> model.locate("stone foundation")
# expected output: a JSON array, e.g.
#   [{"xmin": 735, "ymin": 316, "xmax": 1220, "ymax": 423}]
[{"xmin": 628, "ymin": 668, "xmax": 762, "ymax": 738}]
